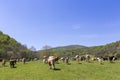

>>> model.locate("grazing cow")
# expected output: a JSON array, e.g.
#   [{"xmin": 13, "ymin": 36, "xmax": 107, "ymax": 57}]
[
  {"xmin": 43, "ymin": 56, "xmax": 48, "ymax": 64},
  {"xmin": 75, "ymin": 55, "xmax": 80, "ymax": 64},
  {"xmin": 102, "ymin": 57, "xmax": 108, "ymax": 61},
  {"xmin": 10, "ymin": 59, "xmax": 16, "ymax": 68},
  {"xmin": 48, "ymin": 56, "xmax": 55, "ymax": 69},
  {"xmin": 2, "ymin": 59, "xmax": 6, "ymax": 67},
  {"xmin": 60, "ymin": 57, "xmax": 65, "ymax": 62},
  {"xmin": 54, "ymin": 56, "xmax": 59, "ymax": 64},
  {"xmin": 102, "ymin": 56, "xmax": 117, "ymax": 62},
  {"xmin": 65, "ymin": 56, "xmax": 70, "ymax": 64},
  {"xmin": 85, "ymin": 54, "xmax": 91, "ymax": 62},
  {"xmin": 91, "ymin": 57, "xmax": 100, "ymax": 61},
  {"xmin": 97, "ymin": 57, "xmax": 103, "ymax": 64},
  {"xmin": 80, "ymin": 55, "xmax": 86, "ymax": 61},
  {"xmin": 22, "ymin": 58, "xmax": 26, "ymax": 64},
  {"xmin": 109, "ymin": 56, "xmax": 115, "ymax": 63}
]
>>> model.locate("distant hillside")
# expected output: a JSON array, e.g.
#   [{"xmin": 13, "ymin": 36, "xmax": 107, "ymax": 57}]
[
  {"xmin": 53, "ymin": 45, "xmax": 86, "ymax": 50},
  {"xmin": 38, "ymin": 45, "xmax": 87, "ymax": 57},
  {"xmin": 38, "ymin": 41, "xmax": 120, "ymax": 59},
  {"xmin": 0, "ymin": 31, "xmax": 36, "ymax": 60},
  {"xmin": 86, "ymin": 41, "xmax": 120, "ymax": 57}
]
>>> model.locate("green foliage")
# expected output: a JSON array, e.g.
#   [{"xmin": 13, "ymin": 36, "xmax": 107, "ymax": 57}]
[
  {"xmin": 38, "ymin": 45, "xmax": 87, "ymax": 57},
  {"xmin": 38, "ymin": 41, "xmax": 120, "ymax": 59},
  {"xmin": 0, "ymin": 31, "xmax": 37, "ymax": 60}
]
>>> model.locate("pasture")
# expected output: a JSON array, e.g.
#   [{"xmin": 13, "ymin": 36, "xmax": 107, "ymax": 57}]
[{"xmin": 0, "ymin": 60, "xmax": 120, "ymax": 80}]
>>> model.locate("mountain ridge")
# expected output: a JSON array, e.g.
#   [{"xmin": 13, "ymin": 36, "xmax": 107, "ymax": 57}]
[{"xmin": 52, "ymin": 45, "xmax": 87, "ymax": 51}]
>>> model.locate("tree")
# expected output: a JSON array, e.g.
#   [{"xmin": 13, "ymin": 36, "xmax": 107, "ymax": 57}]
[
  {"xmin": 42, "ymin": 45, "xmax": 53, "ymax": 56},
  {"xmin": 30, "ymin": 46, "xmax": 36, "ymax": 51}
]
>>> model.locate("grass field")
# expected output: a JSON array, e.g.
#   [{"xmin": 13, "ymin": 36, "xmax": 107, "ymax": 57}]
[{"xmin": 0, "ymin": 60, "xmax": 120, "ymax": 80}]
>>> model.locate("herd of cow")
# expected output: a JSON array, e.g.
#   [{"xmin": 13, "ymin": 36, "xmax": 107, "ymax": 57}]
[
  {"xmin": 42, "ymin": 54, "xmax": 118, "ymax": 70},
  {"xmin": 0, "ymin": 54, "xmax": 118, "ymax": 70},
  {"xmin": 0, "ymin": 58, "xmax": 26, "ymax": 68}
]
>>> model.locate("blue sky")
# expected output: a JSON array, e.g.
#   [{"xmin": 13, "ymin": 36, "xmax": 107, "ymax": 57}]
[{"xmin": 0, "ymin": 0, "xmax": 120, "ymax": 50}]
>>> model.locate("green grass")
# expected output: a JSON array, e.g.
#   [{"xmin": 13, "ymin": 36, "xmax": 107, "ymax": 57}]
[{"xmin": 0, "ymin": 61, "xmax": 120, "ymax": 80}]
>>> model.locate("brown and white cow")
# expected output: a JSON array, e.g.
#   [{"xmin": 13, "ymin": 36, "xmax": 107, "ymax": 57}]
[
  {"xmin": 43, "ymin": 56, "xmax": 48, "ymax": 64},
  {"xmin": 75, "ymin": 55, "xmax": 80, "ymax": 64},
  {"xmin": 48, "ymin": 56, "xmax": 55, "ymax": 70}
]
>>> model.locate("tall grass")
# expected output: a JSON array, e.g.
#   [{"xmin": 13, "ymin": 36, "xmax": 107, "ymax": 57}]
[{"xmin": 0, "ymin": 61, "xmax": 120, "ymax": 80}]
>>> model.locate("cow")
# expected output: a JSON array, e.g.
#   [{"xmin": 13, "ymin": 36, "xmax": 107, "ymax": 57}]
[
  {"xmin": 48, "ymin": 56, "xmax": 55, "ymax": 70},
  {"xmin": 85, "ymin": 54, "xmax": 91, "ymax": 62},
  {"xmin": 96, "ymin": 57, "xmax": 103, "ymax": 64},
  {"xmin": 43, "ymin": 56, "xmax": 48, "ymax": 64},
  {"xmin": 54, "ymin": 56, "xmax": 59, "ymax": 64},
  {"xmin": 80, "ymin": 55, "xmax": 86, "ymax": 61},
  {"xmin": 22, "ymin": 58, "xmax": 26, "ymax": 64},
  {"xmin": 9, "ymin": 59, "xmax": 16, "ymax": 68},
  {"xmin": 75, "ymin": 55, "xmax": 80, "ymax": 64},
  {"xmin": 102, "ymin": 57, "xmax": 108, "ymax": 61},
  {"xmin": 102, "ymin": 56, "xmax": 117, "ymax": 62},
  {"xmin": 108, "ymin": 56, "xmax": 116, "ymax": 63},
  {"xmin": 2, "ymin": 59, "xmax": 6, "ymax": 67},
  {"xmin": 60, "ymin": 57, "xmax": 65, "ymax": 62},
  {"xmin": 65, "ymin": 56, "xmax": 70, "ymax": 64}
]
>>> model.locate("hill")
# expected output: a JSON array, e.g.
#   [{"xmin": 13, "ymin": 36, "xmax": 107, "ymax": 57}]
[
  {"xmin": 53, "ymin": 45, "xmax": 86, "ymax": 50},
  {"xmin": 85, "ymin": 41, "xmax": 120, "ymax": 58},
  {"xmin": 0, "ymin": 31, "xmax": 36, "ymax": 60},
  {"xmin": 38, "ymin": 40, "xmax": 120, "ymax": 59},
  {"xmin": 38, "ymin": 45, "xmax": 87, "ymax": 57}
]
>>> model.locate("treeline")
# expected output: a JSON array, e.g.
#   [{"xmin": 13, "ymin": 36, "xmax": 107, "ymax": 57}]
[
  {"xmin": 84, "ymin": 41, "xmax": 120, "ymax": 58},
  {"xmin": 38, "ymin": 41, "xmax": 120, "ymax": 59},
  {"xmin": 0, "ymin": 31, "xmax": 38, "ymax": 60}
]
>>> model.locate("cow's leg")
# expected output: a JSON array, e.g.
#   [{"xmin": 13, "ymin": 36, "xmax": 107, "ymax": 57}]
[
  {"xmin": 13, "ymin": 62, "xmax": 15, "ymax": 68},
  {"xmin": 10, "ymin": 61, "xmax": 12, "ymax": 68},
  {"xmin": 76, "ymin": 58, "xmax": 79, "ymax": 63},
  {"xmin": 43, "ymin": 59, "xmax": 45, "ymax": 64},
  {"xmin": 48, "ymin": 61, "xmax": 52, "ymax": 69},
  {"xmin": 51, "ymin": 60, "xmax": 55, "ymax": 69}
]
